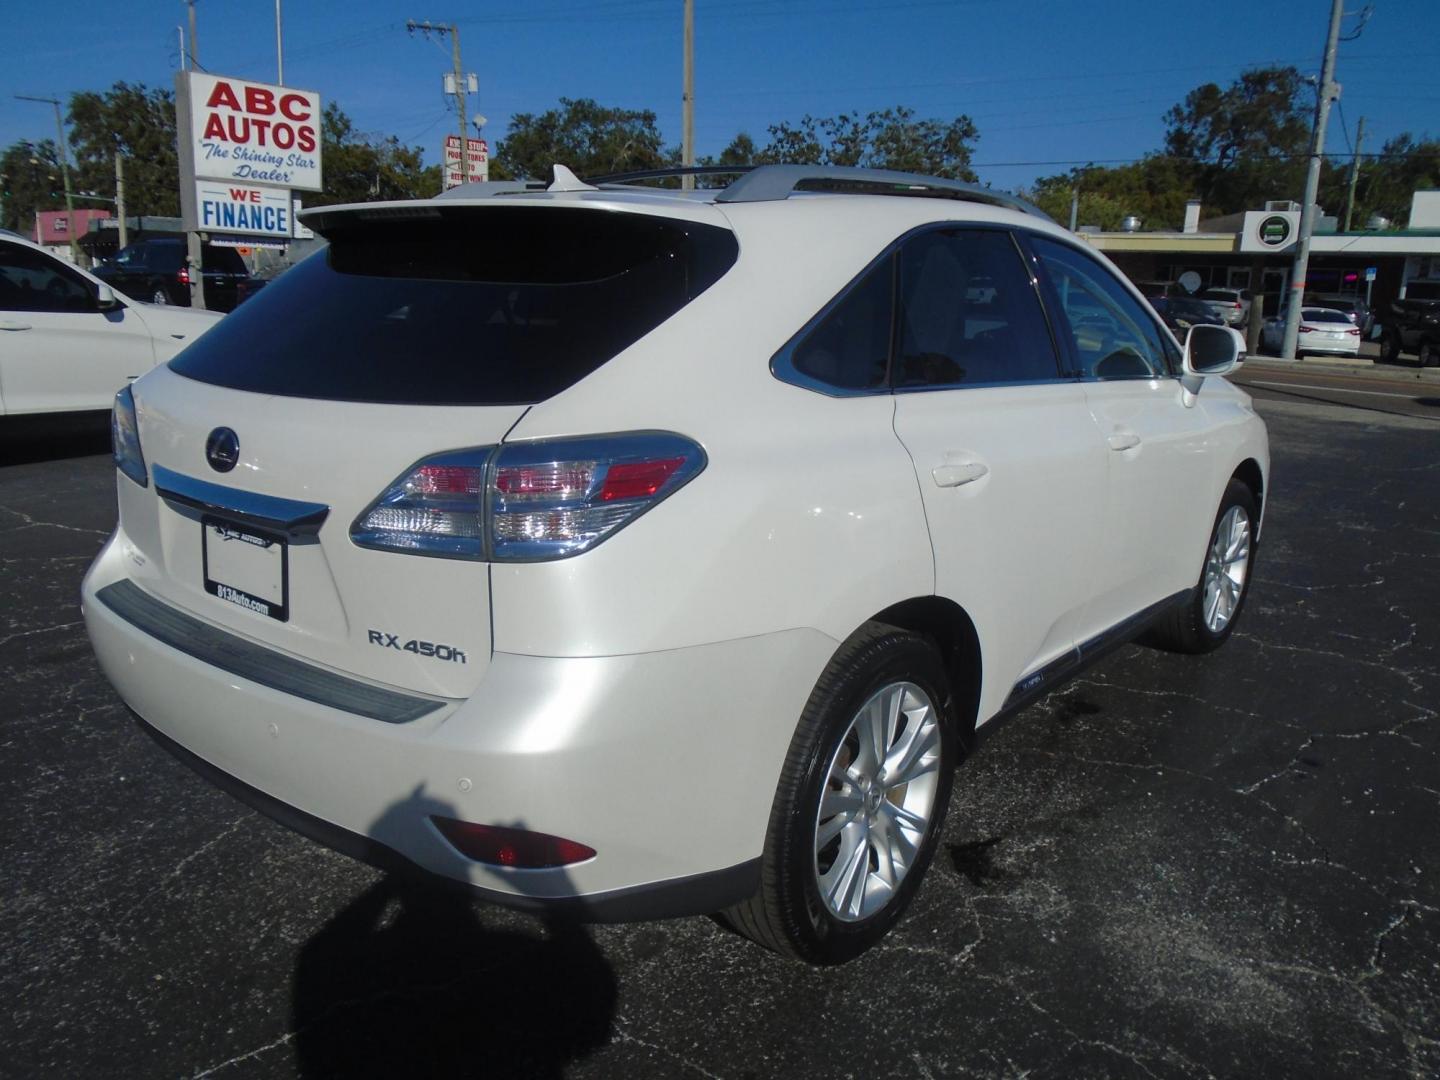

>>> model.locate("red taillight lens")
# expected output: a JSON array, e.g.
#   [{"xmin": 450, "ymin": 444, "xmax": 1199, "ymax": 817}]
[
  {"xmin": 599, "ymin": 458, "xmax": 685, "ymax": 501},
  {"xmin": 431, "ymin": 817, "xmax": 596, "ymax": 868},
  {"xmin": 1300, "ymin": 326, "xmax": 1317, "ymax": 333},
  {"xmin": 177, "ymin": 267, "xmax": 190, "ymax": 285},
  {"xmin": 495, "ymin": 462, "xmax": 596, "ymax": 500},
  {"xmin": 408, "ymin": 464, "xmax": 483, "ymax": 496},
  {"xmin": 1346, "ymin": 328, "xmax": 1360, "ymax": 335},
  {"xmin": 351, "ymin": 432, "xmax": 706, "ymax": 561}
]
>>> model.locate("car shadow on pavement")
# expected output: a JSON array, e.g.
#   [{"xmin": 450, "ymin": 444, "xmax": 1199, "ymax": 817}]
[
  {"xmin": 290, "ymin": 791, "xmax": 617, "ymax": 1080},
  {"xmin": 0, "ymin": 411, "xmax": 111, "ymax": 466}
]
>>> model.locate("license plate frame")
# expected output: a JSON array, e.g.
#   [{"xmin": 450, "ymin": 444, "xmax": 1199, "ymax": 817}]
[{"xmin": 202, "ymin": 515, "xmax": 289, "ymax": 622}]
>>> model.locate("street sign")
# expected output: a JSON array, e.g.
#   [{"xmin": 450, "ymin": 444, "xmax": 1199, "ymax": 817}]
[
  {"xmin": 195, "ymin": 181, "xmax": 293, "ymax": 239},
  {"xmin": 1365, "ymin": 266, "xmax": 1377, "ymax": 282},
  {"xmin": 443, "ymin": 135, "xmax": 489, "ymax": 188},
  {"xmin": 183, "ymin": 73, "xmax": 323, "ymax": 192}
]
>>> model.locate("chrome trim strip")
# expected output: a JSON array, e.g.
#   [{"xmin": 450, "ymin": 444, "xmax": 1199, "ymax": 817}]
[
  {"xmin": 153, "ymin": 464, "xmax": 330, "ymax": 537},
  {"xmin": 995, "ymin": 590, "xmax": 1192, "ymax": 718},
  {"xmin": 95, "ymin": 580, "xmax": 446, "ymax": 725}
]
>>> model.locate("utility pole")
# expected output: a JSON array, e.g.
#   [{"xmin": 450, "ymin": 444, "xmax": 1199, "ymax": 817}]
[
  {"xmin": 1343, "ymin": 114, "xmax": 1365, "ymax": 233},
  {"xmin": 408, "ymin": 21, "xmax": 472, "ymax": 185},
  {"xmin": 276, "ymin": 0, "xmax": 285, "ymax": 84},
  {"xmin": 1069, "ymin": 188, "xmax": 1079, "ymax": 232},
  {"xmin": 178, "ymin": 26, "xmax": 187, "ymax": 70},
  {"xmin": 16, "ymin": 94, "xmax": 78, "ymax": 264},
  {"xmin": 115, "ymin": 151, "xmax": 128, "ymax": 248},
  {"xmin": 1281, "ymin": 0, "xmax": 1344, "ymax": 361},
  {"xmin": 187, "ymin": 1, "xmax": 199, "ymax": 69},
  {"xmin": 682, "ymin": 0, "xmax": 695, "ymax": 191}
]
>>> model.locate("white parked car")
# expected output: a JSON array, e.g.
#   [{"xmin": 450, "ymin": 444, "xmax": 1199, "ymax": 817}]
[
  {"xmin": 1198, "ymin": 287, "xmax": 1253, "ymax": 327},
  {"xmin": 0, "ymin": 233, "xmax": 221, "ymax": 416},
  {"xmin": 82, "ymin": 165, "xmax": 1269, "ymax": 963},
  {"xmin": 1261, "ymin": 307, "xmax": 1362, "ymax": 358}
]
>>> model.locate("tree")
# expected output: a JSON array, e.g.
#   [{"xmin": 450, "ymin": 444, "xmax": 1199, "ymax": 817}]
[
  {"xmin": 746, "ymin": 107, "xmax": 979, "ymax": 180},
  {"xmin": 1325, "ymin": 133, "xmax": 1440, "ymax": 228},
  {"xmin": 493, "ymin": 98, "xmax": 674, "ymax": 181},
  {"xmin": 1026, "ymin": 157, "xmax": 1196, "ymax": 231},
  {"xmin": 312, "ymin": 103, "xmax": 442, "ymax": 206},
  {"xmin": 68, "ymin": 82, "xmax": 180, "ymax": 217},
  {"xmin": 1162, "ymin": 66, "xmax": 1310, "ymax": 210},
  {"xmin": 0, "ymin": 139, "xmax": 65, "ymax": 234}
]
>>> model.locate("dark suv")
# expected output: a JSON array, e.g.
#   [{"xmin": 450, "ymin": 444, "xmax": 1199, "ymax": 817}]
[
  {"xmin": 1379, "ymin": 298, "xmax": 1440, "ymax": 367},
  {"xmin": 93, "ymin": 239, "xmax": 249, "ymax": 312}
]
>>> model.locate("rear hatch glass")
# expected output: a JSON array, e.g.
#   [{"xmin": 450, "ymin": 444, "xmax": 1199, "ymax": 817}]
[{"xmin": 169, "ymin": 206, "xmax": 739, "ymax": 405}]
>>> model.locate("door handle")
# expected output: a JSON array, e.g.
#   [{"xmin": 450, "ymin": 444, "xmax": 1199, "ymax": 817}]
[
  {"xmin": 0, "ymin": 320, "xmax": 32, "ymax": 331},
  {"xmin": 1107, "ymin": 430, "xmax": 1142, "ymax": 452},
  {"xmin": 932, "ymin": 461, "xmax": 989, "ymax": 488}
]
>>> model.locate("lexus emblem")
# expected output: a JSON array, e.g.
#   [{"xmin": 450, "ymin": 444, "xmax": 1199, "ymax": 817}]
[{"xmin": 205, "ymin": 428, "xmax": 240, "ymax": 473}]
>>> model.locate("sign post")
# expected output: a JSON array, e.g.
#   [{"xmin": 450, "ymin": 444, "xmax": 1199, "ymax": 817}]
[
  {"xmin": 176, "ymin": 72, "xmax": 322, "ymax": 306},
  {"xmin": 1365, "ymin": 265, "xmax": 1377, "ymax": 310},
  {"xmin": 442, "ymin": 135, "xmax": 488, "ymax": 189}
]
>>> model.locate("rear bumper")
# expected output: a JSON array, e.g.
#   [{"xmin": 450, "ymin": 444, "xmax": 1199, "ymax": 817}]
[{"xmin": 83, "ymin": 531, "xmax": 836, "ymax": 919}]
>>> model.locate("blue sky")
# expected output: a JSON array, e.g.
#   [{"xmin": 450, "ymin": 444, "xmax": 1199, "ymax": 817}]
[{"xmin": 3, "ymin": 0, "xmax": 1438, "ymax": 192}]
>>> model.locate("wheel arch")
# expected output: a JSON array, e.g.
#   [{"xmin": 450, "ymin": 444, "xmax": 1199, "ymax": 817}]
[
  {"xmin": 1232, "ymin": 457, "xmax": 1265, "ymax": 530},
  {"xmin": 868, "ymin": 596, "xmax": 983, "ymax": 750}
]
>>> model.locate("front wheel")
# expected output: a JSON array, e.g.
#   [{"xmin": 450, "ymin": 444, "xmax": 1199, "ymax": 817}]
[
  {"xmin": 725, "ymin": 623, "xmax": 957, "ymax": 964},
  {"xmin": 1147, "ymin": 478, "xmax": 1258, "ymax": 654},
  {"xmin": 1380, "ymin": 331, "xmax": 1402, "ymax": 364}
]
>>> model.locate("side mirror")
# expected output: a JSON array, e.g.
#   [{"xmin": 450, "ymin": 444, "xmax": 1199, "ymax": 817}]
[
  {"xmin": 94, "ymin": 283, "xmax": 123, "ymax": 312},
  {"xmin": 1183, "ymin": 323, "xmax": 1240, "ymax": 377}
]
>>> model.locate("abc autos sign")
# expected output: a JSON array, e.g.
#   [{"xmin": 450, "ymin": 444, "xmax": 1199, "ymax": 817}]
[{"xmin": 183, "ymin": 73, "xmax": 322, "ymax": 192}]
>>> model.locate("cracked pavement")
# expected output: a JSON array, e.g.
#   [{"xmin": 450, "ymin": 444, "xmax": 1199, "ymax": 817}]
[{"xmin": 1, "ymin": 396, "xmax": 1437, "ymax": 1079}]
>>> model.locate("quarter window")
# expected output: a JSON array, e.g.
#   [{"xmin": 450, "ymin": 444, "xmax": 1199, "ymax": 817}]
[
  {"xmin": 788, "ymin": 256, "xmax": 894, "ymax": 392},
  {"xmin": 1031, "ymin": 237, "xmax": 1172, "ymax": 379},
  {"xmin": 895, "ymin": 229, "xmax": 1060, "ymax": 388}
]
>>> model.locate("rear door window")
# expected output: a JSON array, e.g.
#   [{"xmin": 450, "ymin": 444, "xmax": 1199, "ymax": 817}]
[
  {"xmin": 894, "ymin": 229, "xmax": 1060, "ymax": 388},
  {"xmin": 169, "ymin": 208, "xmax": 738, "ymax": 405}
]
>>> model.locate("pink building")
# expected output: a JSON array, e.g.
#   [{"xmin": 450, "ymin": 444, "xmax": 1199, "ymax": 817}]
[{"xmin": 34, "ymin": 208, "xmax": 111, "ymax": 263}]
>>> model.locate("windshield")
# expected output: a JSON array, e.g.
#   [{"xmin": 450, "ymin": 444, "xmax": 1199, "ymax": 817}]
[{"xmin": 169, "ymin": 207, "xmax": 738, "ymax": 405}]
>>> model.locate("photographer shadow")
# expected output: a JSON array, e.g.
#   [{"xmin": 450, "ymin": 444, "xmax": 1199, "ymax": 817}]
[{"xmin": 290, "ymin": 788, "xmax": 617, "ymax": 1079}]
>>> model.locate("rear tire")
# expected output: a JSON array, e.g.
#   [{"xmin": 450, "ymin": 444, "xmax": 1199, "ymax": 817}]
[
  {"xmin": 1147, "ymin": 478, "xmax": 1258, "ymax": 654},
  {"xmin": 1380, "ymin": 331, "xmax": 1402, "ymax": 364},
  {"xmin": 1421, "ymin": 341, "xmax": 1438, "ymax": 368},
  {"xmin": 150, "ymin": 288, "xmax": 169, "ymax": 305},
  {"xmin": 726, "ymin": 622, "xmax": 957, "ymax": 964}
]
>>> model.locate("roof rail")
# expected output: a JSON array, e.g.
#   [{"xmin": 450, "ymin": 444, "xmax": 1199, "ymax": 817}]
[{"xmin": 714, "ymin": 165, "xmax": 1053, "ymax": 221}]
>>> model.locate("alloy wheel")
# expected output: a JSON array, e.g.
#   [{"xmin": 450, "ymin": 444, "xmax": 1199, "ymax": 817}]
[
  {"xmin": 813, "ymin": 681, "xmax": 942, "ymax": 922},
  {"xmin": 1202, "ymin": 505, "xmax": 1251, "ymax": 632}
]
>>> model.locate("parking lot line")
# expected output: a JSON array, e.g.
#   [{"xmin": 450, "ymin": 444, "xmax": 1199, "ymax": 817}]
[{"xmin": 1248, "ymin": 380, "xmax": 1426, "ymax": 400}]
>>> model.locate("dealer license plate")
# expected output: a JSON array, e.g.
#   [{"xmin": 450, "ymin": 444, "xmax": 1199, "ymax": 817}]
[{"xmin": 202, "ymin": 516, "xmax": 288, "ymax": 622}]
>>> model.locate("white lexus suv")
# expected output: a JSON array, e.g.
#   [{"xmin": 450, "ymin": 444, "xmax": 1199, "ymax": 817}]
[{"xmin": 82, "ymin": 165, "xmax": 1268, "ymax": 964}]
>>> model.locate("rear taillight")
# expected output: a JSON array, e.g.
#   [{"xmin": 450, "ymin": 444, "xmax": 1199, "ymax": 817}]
[
  {"xmin": 1346, "ymin": 328, "xmax": 1360, "ymax": 335},
  {"xmin": 351, "ymin": 432, "xmax": 706, "ymax": 561},
  {"xmin": 176, "ymin": 267, "xmax": 190, "ymax": 285},
  {"xmin": 431, "ymin": 817, "xmax": 596, "ymax": 868},
  {"xmin": 111, "ymin": 384, "xmax": 147, "ymax": 487},
  {"xmin": 1300, "ymin": 326, "xmax": 1317, "ymax": 333}
]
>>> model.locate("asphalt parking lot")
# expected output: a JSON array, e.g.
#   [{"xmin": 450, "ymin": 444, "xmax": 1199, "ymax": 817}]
[{"xmin": 2, "ymin": 393, "xmax": 1438, "ymax": 1080}]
